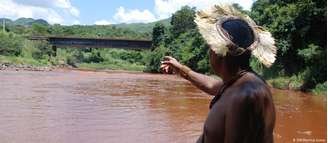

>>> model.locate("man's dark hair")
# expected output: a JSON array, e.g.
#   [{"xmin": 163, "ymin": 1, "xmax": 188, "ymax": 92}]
[
  {"xmin": 221, "ymin": 19, "xmax": 255, "ymax": 72},
  {"xmin": 222, "ymin": 19, "xmax": 255, "ymax": 48}
]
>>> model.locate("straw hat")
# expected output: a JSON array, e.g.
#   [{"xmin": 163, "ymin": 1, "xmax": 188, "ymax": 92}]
[{"xmin": 194, "ymin": 4, "xmax": 277, "ymax": 67}]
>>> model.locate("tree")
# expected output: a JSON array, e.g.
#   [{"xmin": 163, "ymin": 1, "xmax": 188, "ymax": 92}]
[
  {"xmin": 251, "ymin": 0, "xmax": 327, "ymax": 90},
  {"xmin": 0, "ymin": 32, "xmax": 23, "ymax": 56},
  {"xmin": 145, "ymin": 6, "xmax": 211, "ymax": 74},
  {"xmin": 31, "ymin": 23, "xmax": 49, "ymax": 35},
  {"xmin": 170, "ymin": 6, "xmax": 196, "ymax": 37},
  {"xmin": 152, "ymin": 23, "xmax": 166, "ymax": 48},
  {"xmin": 31, "ymin": 41, "xmax": 53, "ymax": 59},
  {"xmin": 144, "ymin": 45, "xmax": 170, "ymax": 72}
]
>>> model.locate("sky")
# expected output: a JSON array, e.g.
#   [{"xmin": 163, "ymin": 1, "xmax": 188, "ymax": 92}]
[{"xmin": 0, "ymin": 0, "xmax": 255, "ymax": 25}]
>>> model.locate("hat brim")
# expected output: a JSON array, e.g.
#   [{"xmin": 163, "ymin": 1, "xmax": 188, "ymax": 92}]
[{"xmin": 194, "ymin": 4, "xmax": 277, "ymax": 67}]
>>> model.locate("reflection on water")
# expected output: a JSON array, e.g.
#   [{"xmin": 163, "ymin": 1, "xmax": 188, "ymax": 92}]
[{"xmin": 0, "ymin": 70, "xmax": 326, "ymax": 143}]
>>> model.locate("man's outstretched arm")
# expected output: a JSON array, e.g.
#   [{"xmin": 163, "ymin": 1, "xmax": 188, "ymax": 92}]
[{"xmin": 160, "ymin": 56, "xmax": 222, "ymax": 96}]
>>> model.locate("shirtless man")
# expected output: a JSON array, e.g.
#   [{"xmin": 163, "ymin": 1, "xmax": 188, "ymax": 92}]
[{"xmin": 160, "ymin": 5, "xmax": 276, "ymax": 143}]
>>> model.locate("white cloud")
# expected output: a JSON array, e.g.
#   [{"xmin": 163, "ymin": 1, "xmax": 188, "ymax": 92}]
[
  {"xmin": 113, "ymin": 6, "xmax": 157, "ymax": 23},
  {"xmin": 0, "ymin": 0, "xmax": 80, "ymax": 25},
  {"xmin": 12, "ymin": 0, "xmax": 79, "ymax": 16},
  {"xmin": 94, "ymin": 20, "xmax": 112, "ymax": 25},
  {"xmin": 154, "ymin": 0, "xmax": 254, "ymax": 19},
  {"xmin": 110, "ymin": 0, "xmax": 254, "ymax": 24},
  {"xmin": 72, "ymin": 20, "xmax": 81, "ymax": 25},
  {"xmin": 11, "ymin": 0, "xmax": 55, "ymax": 8},
  {"xmin": 54, "ymin": 0, "xmax": 73, "ymax": 9},
  {"xmin": 69, "ymin": 7, "xmax": 80, "ymax": 17}
]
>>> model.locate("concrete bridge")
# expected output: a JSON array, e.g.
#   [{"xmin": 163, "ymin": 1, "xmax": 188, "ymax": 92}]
[
  {"xmin": 29, "ymin": 36, "xmax": 152, "ymax": 50},
  {"xmin": 29, "ymin": 36, "xmax": 152, "ymax": 56}
]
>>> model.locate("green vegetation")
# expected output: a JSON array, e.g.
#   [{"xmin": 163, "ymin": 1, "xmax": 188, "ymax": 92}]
[
  {"xmin": 144, "ymin": 3, "xmax": 326, "ymax": 95},
  {"xmin": 0, "ymin": 17, "xmax": 151, "ymax": 71},
  {"xmin": 0, "ymin": 55, "xmax": 49, "ymax": 66},
  {"xmin": 114, "ymin": 18, "xmax": 171, "ymax": 33},
  {"xmin": 251, "ymin": 0, "xmax": 326, "ymax": 92},
  {"xmin": 78, "ymin": 62, "xmax": 145, "ymax": 71},
  {"xmin": 0, "ymin": 32, "xmax": 24, "ymax": 56},
  {"xmin": 312, "ymin": 82, "xmax": 327, "ymax": 95},
  {"xmin": 145, "ymin": 6, "xmax": 210, "ymax": 73},
  {"xmin": 0, "ymin": 1, "xmax": 326, "ymax": 95}
]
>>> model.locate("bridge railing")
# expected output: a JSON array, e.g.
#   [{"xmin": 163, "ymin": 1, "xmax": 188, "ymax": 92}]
[{"xmin": 28, "ymin": 36, "xmax": 153, "ymax": 50}]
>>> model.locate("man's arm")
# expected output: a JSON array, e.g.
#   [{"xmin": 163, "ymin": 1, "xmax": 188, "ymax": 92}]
[
  {"xmin": 161, "ymin": 56, "xmax": 222, "ymax": 96},
  {"xmin": 186, "ymin": 70, "xmax": 222, "ymax": 95}
]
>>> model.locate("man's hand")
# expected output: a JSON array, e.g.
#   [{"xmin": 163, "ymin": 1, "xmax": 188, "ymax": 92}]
[
  {"xmin": 160, "ymin": 56, "xmax": 182, "ymax": 74},
  {"xmin": 160, "ymin": 56, "xmax": 222, "ymax": 96}
]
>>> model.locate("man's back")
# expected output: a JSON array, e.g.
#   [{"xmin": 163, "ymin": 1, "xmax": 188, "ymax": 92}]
[{"xmin": 199, "ymin": 72, "xmax": 276, "ymax": 143}]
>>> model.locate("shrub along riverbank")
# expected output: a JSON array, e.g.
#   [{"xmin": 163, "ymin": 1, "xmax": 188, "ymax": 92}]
[{"xmin": 0, "ymin": 0, "xmax": 326, "ymax": 95}]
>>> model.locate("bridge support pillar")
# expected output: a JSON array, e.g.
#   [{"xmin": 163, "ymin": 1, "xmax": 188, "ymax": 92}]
[{"xmin": 52, "ymin": 46, "xmax": 57, "ymax": 57}]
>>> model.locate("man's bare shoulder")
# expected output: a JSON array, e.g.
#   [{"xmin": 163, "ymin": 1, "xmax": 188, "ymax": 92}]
[
  {"xmin": 223, "ymin": 73, "xmax": 275, "ymax": 143},
  {"xmin": 226, "ymin": 72, "xmax": 272, "ymax": 104}
]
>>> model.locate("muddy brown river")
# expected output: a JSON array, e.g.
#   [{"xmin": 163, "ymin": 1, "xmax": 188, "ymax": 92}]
[{"xmin": 0, "ymin": 70, "xmax": 326, "ymax": 143}]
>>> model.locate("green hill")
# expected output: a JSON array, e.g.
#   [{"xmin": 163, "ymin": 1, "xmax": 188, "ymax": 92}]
[
  {"xmin": 0, "ymin": 18, "xmax": 13, "ymax": 24},
  {"xmin": 15, "ymin": 18, "xmax": 49, "ymax": 26},
  {"xmin": 1, "ymin": 17, "xmax": 170, "ymax": 33},
  {"xmin": 0, "ymin": 18, "xmax": 49, "ymax": 27},
  {"xmin": 113, "ymin": 18, "xmax": 171, "ymax": 33}
]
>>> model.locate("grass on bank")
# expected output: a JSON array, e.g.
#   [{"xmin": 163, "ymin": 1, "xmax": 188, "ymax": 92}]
[
  {"xmin": 312, "ymin": 82, "xmax": 327, "ymax": 96},
  {"xmin": 0, "ymin": 55, "xmax": 51, "ymax": 66},
  {"xmin": 78, "ymin": 62, "xmax": 145, "ymax": 71},
  {"xmin": 267, "ymin": 76, "xmax": 327, "ymax": 96},
  {"xmin": 0, "ymin": 53, "xmax": 146, "ymax": 72}
]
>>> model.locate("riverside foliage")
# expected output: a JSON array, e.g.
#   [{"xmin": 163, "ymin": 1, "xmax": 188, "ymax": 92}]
[
  {"xmin": 145, "ymin": 2, "xmax": 326, "ymax": 93},
  {"xmin": 0, "ymin": 20, "xmax": 150, "ymax": 70}
]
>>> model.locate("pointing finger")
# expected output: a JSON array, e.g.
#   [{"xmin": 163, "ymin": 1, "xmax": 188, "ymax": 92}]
[
  {"xmin": 164, "ymin": 56, "xmax": 174, "ymax": 61},
  {"xmin": 161, "ymin": 61, "xmax": 171, "ymax": 64}
]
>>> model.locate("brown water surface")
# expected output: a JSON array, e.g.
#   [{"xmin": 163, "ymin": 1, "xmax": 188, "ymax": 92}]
[{"xmin": 0, "ymin": 70, "xmax": 326, "ymax": 143}]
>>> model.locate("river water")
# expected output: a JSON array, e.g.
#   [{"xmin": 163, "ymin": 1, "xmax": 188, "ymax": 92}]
[{"xmin": 0, "ymin": 70, "xmax": 326, "ymax": 143}]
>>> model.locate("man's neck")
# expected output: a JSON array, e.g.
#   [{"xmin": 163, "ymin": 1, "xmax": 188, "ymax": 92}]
[{"xmin": 221, "ymin": 68, "xmax": 245, "ymax": 83}]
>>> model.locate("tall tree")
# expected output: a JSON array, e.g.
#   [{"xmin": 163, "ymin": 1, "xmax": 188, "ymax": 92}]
[
  {"xmin": 170, "ymin": 6, "xmax": 197, "ymax": 37},
  {"xmin": 152, "ymin": 23, "xmax": 166, "ymax": 49}
]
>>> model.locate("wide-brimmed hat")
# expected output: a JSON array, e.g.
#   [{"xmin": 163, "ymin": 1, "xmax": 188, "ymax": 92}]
[{"xmin": 194, "ymin": 4, "xmax": 276, "ymax": 67}]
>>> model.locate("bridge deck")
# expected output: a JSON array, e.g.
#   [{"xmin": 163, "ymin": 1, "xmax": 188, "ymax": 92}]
[{"xmin": 29, "ymin": 36, "xmax": 152, "ymax": 49}]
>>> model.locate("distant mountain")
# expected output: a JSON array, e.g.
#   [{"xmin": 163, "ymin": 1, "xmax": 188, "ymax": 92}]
[
  {"xmin": 0, "ymin": 18, "xmax": 13, "ymax": 25},
  {"xmin": 114, "ymin": 18, "xmax": 171, "ymax": 33},
  {"xmin": 33, "ymin": 19, "xmax": 49, "ymax": 25},
  {"xmin": 14, "ymin": 18, "xmax": 35, "ymax": 25},
  {"xmin": 15, "ymin": 18, "xmax": 49, "ymax": 26},
  {"xmin": 0, "ymin": 17, "xmax": 170, "ymax": 33},
  {"xmin": 0, "ymin": 18, "xmax": 49, "ymax": 26}
]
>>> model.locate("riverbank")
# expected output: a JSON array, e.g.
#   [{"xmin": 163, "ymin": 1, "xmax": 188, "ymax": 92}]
[
  {"xmin": 77, "ymin": 62, "xmax": 145, "ymax": 71},
  {"xmin": 0, "ymin": 56, "xmax": 326, "ymax": 96},
  {"xmin": 0, "ymin": 62, "xmax": 145, "ymax": 74},
  {"xmin": 267, "ymin": 77, "xmax": 327, "ymax": 96},
  {"xmin": 0, "ymin": 55, "xmax": 145, "ymax": 72}
]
